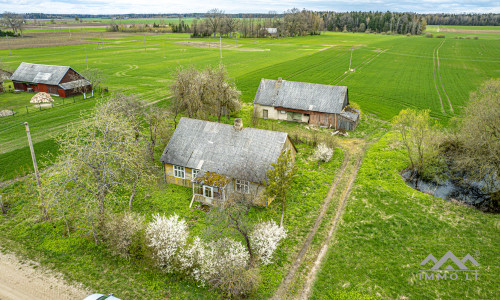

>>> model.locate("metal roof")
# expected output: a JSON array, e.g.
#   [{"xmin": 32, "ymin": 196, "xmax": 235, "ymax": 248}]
[
  {"xmin": 159, "ymin": 118, "xmax": 291, "ymax": 183},
  {"xmin": 10, "ymin": 62, "xmax": 70, "ymax": 85},
  {"xmin": 339, "ymin": 108, "xmax": 360, "ymax": 122},
  {"xmin": 59, "ymin": 79, "xmax": 91, "ymax": 90},
  {"xmin": 254, "ymin": 79, "xmax": 349, "ymax": 114}
]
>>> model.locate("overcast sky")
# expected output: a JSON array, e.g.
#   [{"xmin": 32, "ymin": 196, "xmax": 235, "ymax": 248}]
[{"xmin": 1, "ymin": 0, "xmax": 499, "ymax": 15}]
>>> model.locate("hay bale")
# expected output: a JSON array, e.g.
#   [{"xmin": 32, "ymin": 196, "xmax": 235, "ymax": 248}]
[{"xmin": 30, "ymin": 92, "xmax": 54, "ymax": 104}]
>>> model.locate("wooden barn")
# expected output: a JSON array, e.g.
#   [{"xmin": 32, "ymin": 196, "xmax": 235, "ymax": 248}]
[
  {"xmin": 253, "ymin": 78, "xmax": 360, "ymax": 130},
  {"xmin": 10, "ymin": 62, "xmax": 92, "ymax": 98},
  {"xmin": 159, "ymin": 117, "xmax": 297, "ymax": 207}
]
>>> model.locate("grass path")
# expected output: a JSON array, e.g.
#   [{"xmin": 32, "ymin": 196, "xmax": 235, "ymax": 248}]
[
  {"xmin": 271, "ymin": 151, "xmax": 351, "ymax": 300},
  {"xmin": 299, "ymin": 155, "xmax": 364, "ymax": 299}
]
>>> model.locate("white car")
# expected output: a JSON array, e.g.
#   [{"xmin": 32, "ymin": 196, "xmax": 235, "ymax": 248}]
[{"xmin": 83, "ymin": 294, "xmax": 121, "ymax": 300}]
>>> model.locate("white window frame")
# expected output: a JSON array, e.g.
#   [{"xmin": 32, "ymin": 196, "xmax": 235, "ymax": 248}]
[
  {"xmin": 235, "ymin": 179, "xmax": 250, "ymax": 194},
  {"xmin": 173, "ymin": 165, "xmax": 185, "ymax": 179},
  {"xmin": 280, "ymin": 110, "xmax": 286, "ymax": 114},
  {"xmin": 192, "ymin": 169, "xmax": 199, "ymax": 179},
  {"xmin": 203, "ymin": 185, "xmax": 213, "ymax": 198}
]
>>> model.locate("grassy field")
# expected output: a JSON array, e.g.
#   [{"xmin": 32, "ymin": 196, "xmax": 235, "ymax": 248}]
[
  {"xmin": 1, "ymin": 30, "xmax": 498, "ymax": 155},
  {"xmin": 311, "ymin": 132, "xmax": 500, "ymax": 299},
  {"xmin": 0, "ymin": 26, "xmax": 499, "ymax": 298}
]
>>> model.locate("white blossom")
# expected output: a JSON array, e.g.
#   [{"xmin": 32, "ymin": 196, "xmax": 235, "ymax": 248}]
[
  {"xmin": 250, "ymin": 220, "xmax": 287, "ymax": 265},
  {"xmin": 146, "ymin": 213, "xmax": 188, "ymax": 272},
  {"xmin": 313, "ymin": 143, "xmax": 334, "ymax": 162}
]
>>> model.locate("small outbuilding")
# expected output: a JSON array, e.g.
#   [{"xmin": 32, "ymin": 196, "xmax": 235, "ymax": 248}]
[
  {"xmin": 253, "ymin": 78, "xmax": 360, "ymax": 130},
  {"xmin": 10, "ymin": 62, "xmax": 92, "ymax": 98},
  {"xmin": 159, "ymin": 117, "xmax": 297, "ymax": 207}
]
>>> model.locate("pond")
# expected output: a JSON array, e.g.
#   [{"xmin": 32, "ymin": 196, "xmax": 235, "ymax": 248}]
[{"xmin": 401, "ymin": 169, "xmax": 496, "ymax": 212}]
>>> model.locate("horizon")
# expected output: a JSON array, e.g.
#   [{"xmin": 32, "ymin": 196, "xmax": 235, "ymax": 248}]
[{"xmin": 1, "ymin": 0, "xmax": 499, "ymax": 15}]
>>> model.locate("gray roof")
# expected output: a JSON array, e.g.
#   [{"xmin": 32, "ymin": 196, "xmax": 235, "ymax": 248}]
[
  {"xmin": 339, "ymin": 108, "xmax": 360, "ymax": 122},
  {"xmin": 160, "ymin": 118, "xmax": 292, "ymax": 183},
  {"xmin": 10, "ymin": 62, "xmax": 70, "ymax": 85},
  {"xmin": 60, "ymin": 79, "xmax": 91, "ymax": 90},
  {"xmin": 254, "ymin": 79, "xmax": 348, "ymax": 114}
]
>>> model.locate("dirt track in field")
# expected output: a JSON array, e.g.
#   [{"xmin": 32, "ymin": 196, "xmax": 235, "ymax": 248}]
[
  {"xmin": 439, "ymin": 28, "xmax": 500, "ymax": 34},
  {"xmin": 0, "ymin": 249, "xmax": 88, "ymax": 300}
]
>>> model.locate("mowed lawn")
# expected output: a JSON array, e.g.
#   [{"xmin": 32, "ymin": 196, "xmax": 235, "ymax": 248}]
[{"xmin": 311, "ymin": 133, "xmax": 500, "ymax": 299}]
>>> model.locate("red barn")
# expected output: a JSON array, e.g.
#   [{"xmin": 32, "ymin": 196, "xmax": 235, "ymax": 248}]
[{"xmin": 10, "ymin": 62, "xmax": 92, "ymax": 98}]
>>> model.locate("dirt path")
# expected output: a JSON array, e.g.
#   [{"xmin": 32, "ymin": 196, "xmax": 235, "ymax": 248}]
[
  {"xmin": 0, "ymin": 249, "xmax": 88, "ymax": 300},
  {"xmin": 299, "ymin": 155, "xmax": 364, "ymax": 299},
  {"xmin": 271, "ymin": 152, "xmax": 351, "ymax": 300}
]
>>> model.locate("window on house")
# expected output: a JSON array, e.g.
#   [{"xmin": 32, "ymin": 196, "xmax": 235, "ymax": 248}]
[
  {"xmin": 263, "ymin": 109, "xmax": 268, "ymax": 119},
  {"xmin": 192, "ymin": 169, "xmax": 199, "ymax": 179},
  {"xmin": 235, "ymin": 179, "xmax": 250, "ymax": 194},
  {"xmin": 203, "ymin": 185, "xmax": 213, "ymax": 198},
  {"xmin": 173, "ymin": 165, "xmax": 185, "ymax": 179},
  {"xmin": 280, "ymin": 110, "xmax": 286, "ymax": 114}
]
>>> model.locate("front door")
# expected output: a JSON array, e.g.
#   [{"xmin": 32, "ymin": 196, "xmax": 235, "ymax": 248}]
[{"xmin": 263, "ymin": 109, "xmax": 268, "ymax": 119}]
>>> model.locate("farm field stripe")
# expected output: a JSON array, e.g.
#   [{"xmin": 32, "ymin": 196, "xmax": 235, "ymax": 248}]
[
  {"xmin": 433, "ymin": 40, "xmax": 446, "ymax": 113},
  {"xmin": 436, "ymin": 40, "xmax": 455, "ymax": 115}
]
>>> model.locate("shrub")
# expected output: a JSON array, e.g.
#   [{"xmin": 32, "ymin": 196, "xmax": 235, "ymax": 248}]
[
  {"xmin": 425, "ymin": 33, "xmax": 433, "ymax": 38},
  {"xmin": 250, "ymin": 220, "xmax": 287, "ymax": 265},
  {"xmin": 146, "ymin": 213, "xmax": 188, "ymax": 272},
  {"xmin": 473, "ymin": 36, "xmax": 479, "ymax": 40},
  {"xmin": 465, "ymin": 36, "xmax": 471, "ymax": 39},
  {"xmin": 436, "ymin": 34, "xmax": 445, "ymax": 38},
  {"xmin": 313, "ymin": 143, "xmax": 334, "ymax": 162},
  {"xmin": 102, "ymin": 212, "xmax": 145, "ymax": 258}
]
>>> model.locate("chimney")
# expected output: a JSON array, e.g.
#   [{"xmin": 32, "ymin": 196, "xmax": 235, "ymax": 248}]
[
  {"xmin": 234, "ymin": 118, "xmax": 243, "ymax": 130},
  {"xmin": 278, "ymin": 77, "xmax": 282, "ymax": 83}
]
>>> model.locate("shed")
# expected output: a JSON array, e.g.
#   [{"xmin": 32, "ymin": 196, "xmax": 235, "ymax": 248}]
[{"xmin": 10, "ymin": 62, "xmax": 92, "ymax": 98}]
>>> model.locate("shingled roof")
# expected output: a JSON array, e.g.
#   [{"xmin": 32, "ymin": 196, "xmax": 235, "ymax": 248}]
[
  {"xmin": 10, "ymin": 62, "xmax": 71, "ymax": 85},
  {"xmin": 254, "ymin": 79, "xmax": 349, "ymax": 114},
  {"xmin": 160, "ymin": 118, "xmax": 293, "ymax": 183}
]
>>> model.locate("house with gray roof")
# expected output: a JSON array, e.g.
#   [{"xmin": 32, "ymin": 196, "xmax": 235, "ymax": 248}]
[
  {"xmin": 253, "ymin": 78, "xmax": 360, "ymax": 130},
  {"xmin": 159, "ymin": 117, "xmax": 297, "ymax": 207},
  {"xmin": 10, "ymin": 62, "xmax": 92, "ymax": 98}
]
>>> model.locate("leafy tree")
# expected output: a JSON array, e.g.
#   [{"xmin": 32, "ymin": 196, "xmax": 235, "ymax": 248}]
[
  {"xmin": 454, "ymin": 79, "xmax": 500, "ymax": 205},
  {"xmin": 1, "ymin": 12, "xmax": 24, "ymax": 36},
  {"xmin": 392, "ymin": 109, "xmax": 435, "ymax": 184},
  {"xmin": 264, "ymin": 151, "xmax": 296, "ymax": 227}
]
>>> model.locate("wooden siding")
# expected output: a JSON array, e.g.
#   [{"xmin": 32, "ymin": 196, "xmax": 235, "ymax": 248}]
[
  {"xmin": 59, "ymin": 68, "xmax": 82, "ymax": 84},
  {"xmin": 164, "ymin": 163, "xmax": 195, "ymax": 188}
]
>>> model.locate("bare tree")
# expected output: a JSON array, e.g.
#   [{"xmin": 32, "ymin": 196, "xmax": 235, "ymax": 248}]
[
  {"xmin": 2, "ymin": 12, "xmax": 24, "ymax": 37},
  {"xmin": 206, "ymin": 9, "xmax": 224, "ymax": 37}
]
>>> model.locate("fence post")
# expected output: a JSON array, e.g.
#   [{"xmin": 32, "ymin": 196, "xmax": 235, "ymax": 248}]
[
  {"xmin": 39, "ymin": 103, "xmax": 41, "ymax": 111},
  {"xmin": 26, "ymin": 106, "xmax": 29, "ymax": 114},
  {"xmin": 63, "ymin": 98, "xmax": 65, "ymax": 105}
]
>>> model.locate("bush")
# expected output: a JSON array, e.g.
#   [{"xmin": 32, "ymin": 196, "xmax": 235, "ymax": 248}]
[
  {"xmin": 146, "ymin": 213, "xmax": 188, "ymax": 272},
  {"xmin": 436, "ymin": 34, "xmax": 445, "ymax": 38},
  {"xmin": 473, "ymin": 36, "xmax": 479, "ymax": 40},
  {"xmin": 313, "ymin": 143, "xmax": 334, "ymax": 162},
  {"xmin": 425, "ymin": 33, "xmax": 433, "ymax": 38},
  {"xmin": 250, "ymin": 220, "xmax": 287, "ymax": 265},
  {"xmin": 102, "ymin": 212, "xmax": 145, "ymax": 258}
]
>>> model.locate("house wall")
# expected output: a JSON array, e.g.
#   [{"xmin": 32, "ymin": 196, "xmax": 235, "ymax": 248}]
[
  {"xmin": 13, "ymin": 82, "xmax": 27, "ymax": 91},
  {"xmin": 163, "ymin": 163, "xmax": 195, "ymax": 188}
]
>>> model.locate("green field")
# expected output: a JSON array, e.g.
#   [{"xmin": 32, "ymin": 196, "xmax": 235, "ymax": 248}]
[
  {"xmin": 0, "ymin": 27, "xmax": 499, "ymax": 299},
  {"xmin": 1, "ymin": 31, "xmax": 498, "ymax": 157}
]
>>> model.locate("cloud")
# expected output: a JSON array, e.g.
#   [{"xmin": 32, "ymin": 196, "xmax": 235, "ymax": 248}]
[{"xmin": 1, "ymin": 0, "xmax": 498, "ymax": 14}]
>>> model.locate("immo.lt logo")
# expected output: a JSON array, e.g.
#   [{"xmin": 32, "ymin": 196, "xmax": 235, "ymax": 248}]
[{"xmin": 419, "ymin": 251, "xmax": 479, "ymax": 281}]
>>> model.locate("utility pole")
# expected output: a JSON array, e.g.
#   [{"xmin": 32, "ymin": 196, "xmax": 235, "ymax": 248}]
[
  {"xmin": 209, "ymin": 36, "xmax": 211, "ymax": 48},
  {"xmin": 219, "ymin": 36, "xmax": 222, "ymax": 59},
  {"xmin": 6, "ymin": 35, "xmax": 11, "ymax": 55},
  {"xmin": 85, "ymin": 47, "xmax": 88, "ymax": 69},
  {"xmin": 349, "ymin": 47, "xmax": 354, "ymax": 71},
  {"xmin": 24, "ymin": 122, "xmax": 48, "ymax": 220}
]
